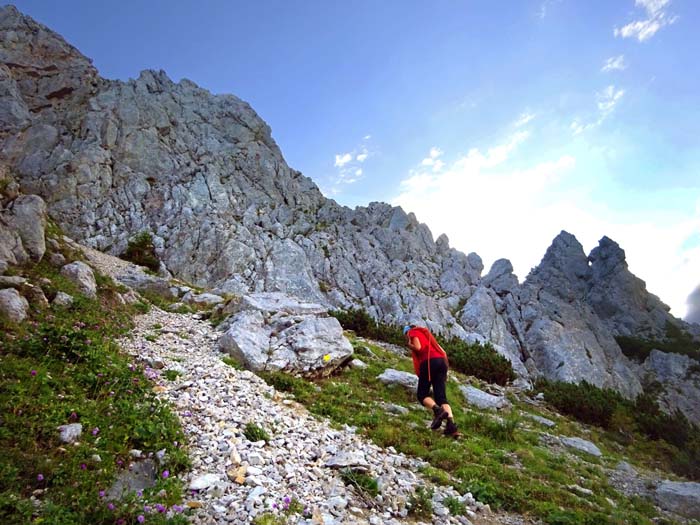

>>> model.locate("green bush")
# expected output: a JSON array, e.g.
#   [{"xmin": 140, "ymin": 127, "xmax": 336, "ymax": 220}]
[
  {"xmin": 339, "ymin": 468, "xmax": 379, "ymax": 498},
  {"xmin": 443, "ymin": 495, "xmax": 466, "ymax": 516},
  {"xmin": 121, "ymin": 231, "xmax": 160, "ymax": 272},
  {"xmin": 536, "ymin": 380, "xmax": 625, "ymax": 429},
  {"xmin": 444, "ymin": 338, "xmax": 516, "ymax": 386},
  {"xmin": 243, "ymin": 422, "xmax": 270, "ymax": 443},
  {"xmin": 329, "ymin": 308, "xmax": 405, "ymax": 346},
  {"xmin": 407, "ymin": 486, "xmax": 434, "ymax": 519},
  {"xmin": 616, "ymin": 321, "xmax": 700, "ymax": 362},
  {"xmin": 537, "ymin": 379, "xmax": 700, "ymax": 480}
]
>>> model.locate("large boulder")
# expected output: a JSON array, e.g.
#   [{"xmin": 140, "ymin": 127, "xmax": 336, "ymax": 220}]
[
  {"xmin": 9, "ymin": 195, "xmax": 46, "ymax": 261},
  {"xmin": 460, "ymin": 385, "xmax": 511, "ymax": 410},
  {"xmin": 641, "ymin": 350, "xmax": 700, "ymax": 425},
  {"xmin": 655, "ymin": 481, "xmax": 700, "ymax": 519},
  {"xmin": 377, "ymin": 369, "xmax": 419, "ymax": 391},
  {"xmin": 0, "ymin": 287, "xmax": 29, "ymax": 322},
  {"xmin": 218, "ymin": 293, "xmax": 352, "ymax": 375},
  {"xmin": 116, "ymin": 270, "xmax": 177, "ymax": 300},
  {"xmin": 60, "ymin": 261, "xmax": 97, "ymax": 298}
]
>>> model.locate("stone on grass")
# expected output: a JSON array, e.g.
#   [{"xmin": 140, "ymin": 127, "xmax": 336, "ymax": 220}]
[
  {"xmin": 57, "ymin": 423, "xmax": 82, "ymax": 443},
  {"xmin": 106, "ymin": 459, "xmax": 157, "ymax": 500},
  {"xmin": 560, "ymin": 436, "xmax": 602, "ymax": 457},
  {"xmin": 524, "ymin": 413, "xmax": 556, "ymax": 428},
  {"xmin": 52, "ymin": 291, "xmax": 74, "ymax": 307},
  {"xmin": 460, "ymin": 385, "xmax": 511, "ymax": 410},
  {"xmin": 377, "ymin": 369, "xmax": 418, "ymax": 391},
  {"xmin": 60, "ymin": 261, "xmax": 97, "ymax": 298},
  {"xmin": 349, "ymin": 358, "xmax": 368, "ymax": 369},
  {"xmin": 0, "ymin": 287, "xmax": 29, "ymax": 322}
]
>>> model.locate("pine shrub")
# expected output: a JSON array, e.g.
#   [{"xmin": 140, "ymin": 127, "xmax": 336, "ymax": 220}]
[{"xmin": 121, "ymin": 231, "xmax": 160, "ymax": 272}]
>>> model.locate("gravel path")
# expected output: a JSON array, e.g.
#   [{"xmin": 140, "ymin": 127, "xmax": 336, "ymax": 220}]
[{"xmin": 119, "ymin": 308, "xmax": 495, "ymax": 525}]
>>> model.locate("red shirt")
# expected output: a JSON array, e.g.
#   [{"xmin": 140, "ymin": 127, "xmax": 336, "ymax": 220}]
[{"xmin": 408, "ymin": 327, "xmax": 447, "ymax": 376}]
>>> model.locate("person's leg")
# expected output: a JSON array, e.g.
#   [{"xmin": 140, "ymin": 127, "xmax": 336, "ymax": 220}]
[
  {"xmin": 432, "ymin": 359, "xmax": 459, "ymax": 436},
  {"xmin": 416, "ymin": 362, "xmax": 434, "ymax": 409}
]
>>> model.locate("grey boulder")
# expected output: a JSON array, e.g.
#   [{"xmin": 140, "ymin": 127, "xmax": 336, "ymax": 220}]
[
  {"xmin": 377, "ymin": 369, "xmax": 418, "ymax": 391},
  {"xmin": 60, "ymin": 261, "xmax": 97, "ymax": 298},
  {"xmin": 560, "ymin": 436, "xmax": 602, "ymax": 457},
  {"xmin": 460, "ymin": 385, "xmax": 511, "ymax": 410},
  {"xmin": 654, "ymin": 480, "xmax": 700, "ymax": 519},
  {"xmin": 0, "ymin": 287, "xmax": 29, "ymax": 322},
  {"xmin": 57, "ymin": 423, "xmax": 82, "ymax": 443}
]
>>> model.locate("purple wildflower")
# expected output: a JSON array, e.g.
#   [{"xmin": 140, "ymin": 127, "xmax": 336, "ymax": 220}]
[
  {"xmin": 80, "ymin": 463, "xmax": 87, "ymax": 470},
  {"xmin": 30, "ymin": 370, "xmax": 37, "ymax": 376},
  {"xmin": 155, "ymin": 503, "xmax": 166, "ymax": 513},
  {"xmin": 137, "ymin": 515, "xmax": 145, "ymax": 523},
  {"xmin": 92, "ymin": 427, "xmax": 99, "ymax": 436},
  {"xmin": 37, "ymin": 474, "xmax": 44, "ymax": 481},
  {"xmin": 107, "ymin": 503, "xmax": 115, "ymax": 511},
  {"xmin": 161, "ymin": 470, "xmax": 169, "ymax": 479},
  {"xmin": 99, "ymin": 490, "xmax": 105, "ymax": 498},
  {"xmin": 172, "ymin": 505, "xmax": 183, "ymax": 513},
  {"xmin": 284, "ymin": 496, "xmax": 291, "ymax": 504}
]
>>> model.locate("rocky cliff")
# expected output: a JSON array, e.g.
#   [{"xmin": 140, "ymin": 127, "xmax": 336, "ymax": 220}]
[{"xmin": 1, "ymin": 5, "xmax": 698, "ymax": 419}]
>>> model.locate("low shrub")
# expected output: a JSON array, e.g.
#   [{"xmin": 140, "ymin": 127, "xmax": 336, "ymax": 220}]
[
  {"xmin": 443, "ymin": 495, "xmax": 466, "ymax": 516},
  {"xmin": 121, "ymin": 231, "xmax": 160, "ymax": 272},
  {"xmin": 444, "ymin": 338, "xmax": 516, "ymax": 386},
  {"xmin": 616, "ymin": 322, "xmax": 700, "ymax": 362},
  {"xmin": 339, "ymin": 468, "xmax": 379, "ymax": 498},
  {"xmin": 329, "ymin": 308, "xmax": 405, "ymax": 346},
  {"xmin": 407, "ymin": 486, "xmax": 434, "ymax": 519},
  {"xmin": 535, "ymin": 380, "xmax": 625, "ymax": 429},
  {"xmin": 243, "ymin": 422, "xmax": 270, "ymax": 443}
]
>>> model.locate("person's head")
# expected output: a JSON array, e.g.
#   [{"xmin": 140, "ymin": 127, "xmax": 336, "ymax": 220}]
[{"xmin": 403, "ymin": 325, "xmax": 415, "ymax": 339}]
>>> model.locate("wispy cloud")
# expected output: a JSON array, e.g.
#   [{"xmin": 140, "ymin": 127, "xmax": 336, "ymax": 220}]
[
  {"xmin": 571, "ymin": 85, "xmax": 625, "ymax": 135},
  {"xmin": 324, "ymin": 136, "xmax": 374, "ymax": 194},
  {"xmin": 601, "ymin": 55, "xmax": 627, "ymax": 72},
  {"xmin": 537, "ymin": 0, "xmax": 561, "ymax": 19},
  {"xmin": 420, "ymin": 147, "xmax": 445, "ymax": 172},
  {"xmin": 514, "ymin": 111, "xmax": 536, "ymax": 127},
  {"xmin": 614, "ymin": 0, "xmax": 678, "ymax": 42},
  {"xmin": 334, "ymin": 153, "xmax": 352, "ymax": 167}
]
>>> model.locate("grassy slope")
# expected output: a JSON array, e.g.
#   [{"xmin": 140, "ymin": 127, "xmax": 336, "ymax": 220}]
[
  {"xmin": 0, "ymin": 254, "xmax": 190, "ymax": 524},
  {"xmin": 256, "ymin": 336, "xmax": 687, "ymax": 525}
]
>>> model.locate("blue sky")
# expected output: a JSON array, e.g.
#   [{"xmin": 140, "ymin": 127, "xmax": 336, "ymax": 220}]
[{"xmin": 11, "ymin": 0, "xmax": 700, "ymax": 318}]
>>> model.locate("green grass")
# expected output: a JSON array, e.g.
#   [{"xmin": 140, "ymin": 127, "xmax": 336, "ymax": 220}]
[
  {"xmin": 339, "ymin": 468, "xmax": 379, "ymax": 498},
  {"xmin": 243, "ymin": 422, "xmax": 270, "ymax": 443},
  {"xmin": 0, "ymin": 259, "xmax": 190, "ymax": 524},
  {"xmin": 258, "ymin": 337, "xmax": 682, "ymax": 525}
]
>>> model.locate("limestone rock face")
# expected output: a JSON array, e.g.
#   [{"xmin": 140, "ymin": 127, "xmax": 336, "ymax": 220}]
[
  {"xmin": 2, "ymin": 6, "xmax": 698, "ymax": 420},
  {"xmin": 218, "ymin": 293, "xmax": 352, "ymax": 375},
  {"xmin": 641, "ymin": 350, "xmax": 700, "ymax": 424}
]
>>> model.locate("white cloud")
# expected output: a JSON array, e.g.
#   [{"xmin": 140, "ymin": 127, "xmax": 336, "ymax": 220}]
[
  {"xmin": 601, "ymin": 55, "xmax": 627, "ymax": 72},
  {"xmin": 356, "ymin": 153, "xmax": 368, "ymax": 162},
  {"xmin": 571, "ymin": 85, "xmax": 625, "ymax": 135},
  {"xmin": 514, "ymin": 112, "xmax": 536, "ymax": 127},
  {"xmin": 421, "ymin": 147, "xmax": 444, "ymax": 166},
  {"xmin": 355, "ymin": 168, "xmax": 363, "ymax": 176},
  {"xmin": 537, "ymin": 0, "xmax": 561, "ymax": 19},
  {"xmin": 614, "ymin": 0, "xmax": 677, "ymax": 41},
  {"xmin": 334, "ymin": 153, "xmax": 352, "ymax": 167},
  {"xmin": 392, "ymin": 133, "xmax": 699, "ymax": 318}
]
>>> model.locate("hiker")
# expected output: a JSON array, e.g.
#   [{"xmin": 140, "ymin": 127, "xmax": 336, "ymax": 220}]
[{"xmin": 404, "ymin": 325, "xmax": 460, "ymax": 437}]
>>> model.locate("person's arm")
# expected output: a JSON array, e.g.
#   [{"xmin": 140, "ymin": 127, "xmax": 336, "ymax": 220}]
[{"xmin": 407, "ymin": 336, "xmax": 422, "ymax": 353}]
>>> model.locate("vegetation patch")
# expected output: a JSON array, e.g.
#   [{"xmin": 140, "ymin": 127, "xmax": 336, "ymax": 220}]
[
  {"xmin": 120, "ymin": 231, "xmax": 160, "ymax": 272},
  {"xmin": 243, "ymin": 422, "xmax": 270, "ymax": 443},
  {"xmin": 616, "ymin": 322, "xmax": 700, "ymax": 362},
  {"xmin": 257, "ymin": 335, "xmax": 686, "ymax": 525},
  {"xmin": 0, "ymin": 261, "xmax": 189, "ymax": 524},
  {"xmin": 339, "ymin": 468, "xmax": 379, "ymax": 498}
]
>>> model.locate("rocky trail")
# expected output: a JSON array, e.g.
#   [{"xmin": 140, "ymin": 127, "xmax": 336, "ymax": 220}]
[{"xmin": 119, "ymin": 308, "xmax": 514, "ymax": 525}]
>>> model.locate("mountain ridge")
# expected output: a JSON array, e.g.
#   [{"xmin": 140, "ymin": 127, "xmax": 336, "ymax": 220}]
[{"xmin": 1, "ymin": 4, "xmax": 699, "ymax": 421}]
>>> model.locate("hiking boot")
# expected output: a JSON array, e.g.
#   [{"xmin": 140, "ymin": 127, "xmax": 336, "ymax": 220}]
[
  {"xmin": 443, "ymin": 419, "xmax": 461, "ymax": 438},
  {"xmin": 430, "ymin": 406, "xmax": 448, "ymax": 430}
]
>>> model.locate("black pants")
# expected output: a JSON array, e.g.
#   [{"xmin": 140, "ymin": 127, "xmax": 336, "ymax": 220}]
[{"xmin": 417, "ymin": 358, "xmax": 448, "ymax": 406}]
